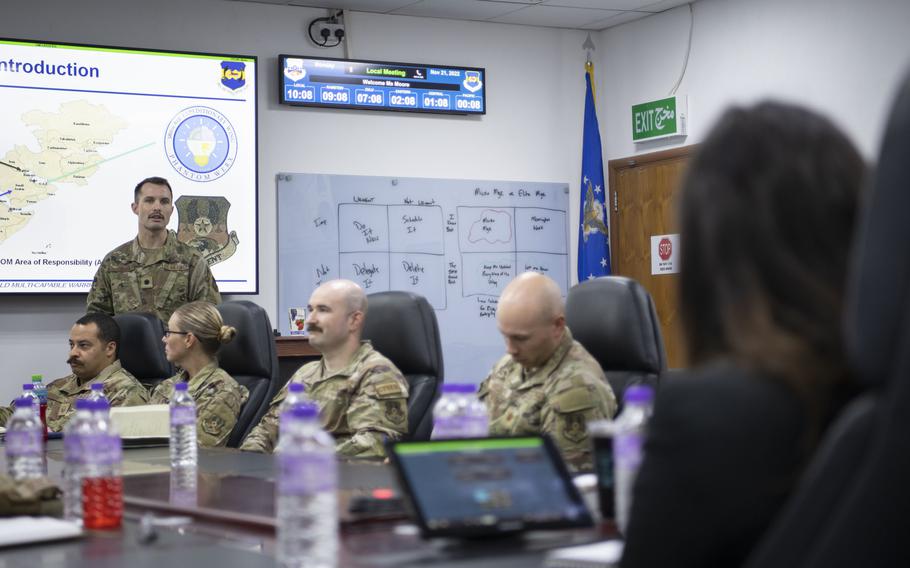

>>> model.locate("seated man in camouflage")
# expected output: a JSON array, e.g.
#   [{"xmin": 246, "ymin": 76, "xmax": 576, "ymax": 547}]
[
  {"xmin": 0, "ymin": 313, "xmax": 149, "ymax": 431},
  {"xmin": 478, "ymin": 272, "xmax": 617, "ymax": 471},
  {"xmin": 241, "ymin": 279, "xmax": 409, "ymax": 457}
]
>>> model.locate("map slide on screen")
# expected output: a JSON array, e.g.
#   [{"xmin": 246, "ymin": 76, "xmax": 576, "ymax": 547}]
[
  {"xmin": 277, "ymin": 174, "xmax": 570, "ymax": 383},
  {"xmin": 0, "ymin": 39, "xmax": 258, "ymax": 293}
]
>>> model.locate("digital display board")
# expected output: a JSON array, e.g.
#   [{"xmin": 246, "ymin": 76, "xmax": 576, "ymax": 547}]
[
  {"xmin": 279, "ymin": 55, "xmax": 485, "ymax": 115},
  {"xmin": 0, "ymin": 38, "xmax": 258, "ymax": 294}
]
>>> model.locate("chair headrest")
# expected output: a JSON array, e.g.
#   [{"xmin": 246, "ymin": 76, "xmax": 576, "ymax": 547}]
[
  {"xmin": 565, "ymin": 276, "xmax": 667, "ymax": 374},
  {"xmin": 216, "ymin": 301, "xmax": 275, "ymax": 378},
  {"xmin": 113, "ymin": 312, "xmax": 171, "ymax": 381},
  {"xmin": 846, "ymin": 72, "xmax": 910, "ymax": 387},
  {"xmin": 361, "ymin": 291, "xmax": 443, "ymax": 378}
]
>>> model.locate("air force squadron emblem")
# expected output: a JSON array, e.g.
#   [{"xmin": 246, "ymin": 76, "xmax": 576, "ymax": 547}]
[
  {"xmin": 175, "ymin": 196, "xmax": 239, "ymax": 266},
  {"xmin": 221, "ymin": 61, "xmax": 247, "ymax": 91},
  {"xmin": 582, "ymin": 179, "xmax": 608, "ymax": 243},
  {"xmin": 284, "ymin": 58, "xmax": 306, "ymax": 83},
  {"xmin": 463, "ymin": 70, "xmax": 483, "ymax": 93}
]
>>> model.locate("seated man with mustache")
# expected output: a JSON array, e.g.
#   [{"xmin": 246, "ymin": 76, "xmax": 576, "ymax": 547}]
[
  {"xmin": 240, "ymin": 279, "xmax": 409, "ymax": 457},
  {"xmin": 0, "ymin": 313, "xmax": 149, "ymax": 431}
]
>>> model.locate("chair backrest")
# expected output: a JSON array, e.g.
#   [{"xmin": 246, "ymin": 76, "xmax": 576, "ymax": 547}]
[
  {"xmin": 746, "ymin": 72, "xmax": 910, "ymax": 568},
  {"xmin": 361, "ymin": 291, "xmax": 443, "ymax": 441},
  {"xmin": 112, "ymin": 312, "xmax": 173, "ymax": 388},
  {"xmin": 565, "ymin": 276, "xmax": 667, "ymax": 402},
  {"xmin": 216, "ymin": 300, "xmax": 280, "ymax": 448}
]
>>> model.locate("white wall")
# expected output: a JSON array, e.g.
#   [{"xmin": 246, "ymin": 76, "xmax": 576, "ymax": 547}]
[
  {"xmin": 599, "ymin": 0, "xmax": 910, "ymax": 160},
  {"xmin": 0, "ymin": 0, "xmax": 590, "ymax": 403}
]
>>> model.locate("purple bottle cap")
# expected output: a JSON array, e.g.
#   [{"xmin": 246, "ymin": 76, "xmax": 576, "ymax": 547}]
[
  {"xmin": 174, "ymin": 382, "xmax": 189, "ymax": 392},
  {"xmin": 22, "ymin": 383, "xmax": 34, "ymax": 391},
  {"xmin": 623, "ymin": 385, "xmax": 655, "ymax": 404},
  {"xmin": 14, "ymin": 396, "xmax": 34, "ymax": 408},
  {"xmin": 289, "ymin": 402, "xmax": 319, "ymax": 420},
  {"xmin": 442, "ymin": 383, "xmax": 475, "ymax": 394},
  {"xmin": 288, "ymin": 383, "xmax": 304, "ymax": 393},
  {"xmin": 91, "ymin": 383, "xmax": 104, "ymax": 392}
]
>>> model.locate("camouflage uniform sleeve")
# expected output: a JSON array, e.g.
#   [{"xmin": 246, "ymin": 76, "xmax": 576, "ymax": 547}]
[
  {"xmin": 239, "ymin": 382, "xmax": 289, "ymax": 453},
  {"xmin": 336, "ymin": 367, "xmax": 409, "ymax": 458},
  {"xmin": 541, "ymin": 376, "xmax": 617, "ymax": 473},
  {"xmin": 0, "ymin": 405, "xmax": 12, "ymax": 427},
  {"xmin": 149, "ymin": 376, "xmax": 178, "ymax": 404},
  {"xmin": 188, "ymin": 255, "xmax": 221, "ymax": 305},
  {"xmin": 194, "ymin": 374, "xmax": 248, "ymax": 448},
  {"xmin": 85, "ymin": 261, "xmax": 115, "ymax": 316},
  {"xmin": 105, "ymin": 372, "xmax": 151, "ymax": 408}
]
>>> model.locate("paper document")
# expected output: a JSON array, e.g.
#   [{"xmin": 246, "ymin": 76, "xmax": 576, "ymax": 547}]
[
  {"xmin": 0, "ymin": 517, "xmax": 82, "ymax": 548},
  {"xmin": 544, "ymin": 540, "xmax": 624, "ymax": 568}
]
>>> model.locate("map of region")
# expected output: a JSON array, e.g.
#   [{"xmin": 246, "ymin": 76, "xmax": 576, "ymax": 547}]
[{"xmin": 0, "ymin": 100, "xmax": 128, "ymax": 245}]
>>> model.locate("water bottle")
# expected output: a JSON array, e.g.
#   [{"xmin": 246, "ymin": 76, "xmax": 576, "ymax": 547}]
[
  {"xmin": 63, "ymin": 399, "xmax": 93, "ymax": 522},
  {"xmin": 21, "ymin": 383, "xmax": 39, "ymax": 415},
  {"xmin": 31, "ymin": 374, "xmax": 48, "ymax": 439},
  {"xmin": 5, "ymin": 397, "xmax": 45, "ymax": 480},
  {"xmin": 613, "ymin": 385, "xmax": 655, "ymax": 534},
  {"xmin": 276, "ymin": 403, "xmax": 338, "ymax": 568},
  {"xmin": 169, "ymin": 382, "xmax": 198, "ymax": 468},
  {"xmin": 463, "ymin": 386, "xmax": 489, "ymax": 437},
  {"xmin": 88, "ymin": 382, "xmax": 109, "ymax": 404},
  {"xmin": 82, "ymin": 400, "xmax": 123, "ymax": 530},
  {"xmin": 432, "ymin": 383, "xmax": 472, "ymax": 439},
  {"xmin": 278, "ymin": 382, "xmax": 307, "ymax": 439}
]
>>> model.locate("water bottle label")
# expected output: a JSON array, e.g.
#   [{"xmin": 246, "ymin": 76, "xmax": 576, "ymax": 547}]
[
  {"xmin": 106, "ymin": 435, "xmax": 123, "ymax": 465},
  {"xmin": 171, "ymin": 406, "xmax": 196, "ymax": 426},
  {"xmin": 614, "ymin": 432, "xmax": 644, "ymax": 469},
  {"xmin": 5, "ymin": 430, "xmax": 41, "ymax": 454},
  {"xmin": 278, "ymin": 453, "xmax": 336, "ymax": 495},
  {"xmin": 64, "ymin": 435, "xmax": 83, "ymax": 462}
]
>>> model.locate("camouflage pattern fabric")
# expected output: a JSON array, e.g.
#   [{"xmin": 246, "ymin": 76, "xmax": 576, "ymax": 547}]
[
  {"xmin": 478, "ymin": 328, "xmax": 617, "ymax": 472},
  {"xmin": 86, "ymin": 230, "xmax": 221, "ymax": 322},
  {"xmin": 0, "ymin": 360, "xmax": 149, "ymax": 432},
  {"xmin": 240, "ymin": 342, "xmax": 409, "ymax": 458},
  {"xmin": 150, "ymin": 362, "xmax": 248, "ymax": 447},
  {"xmin": 0, "ymin": 476, "xmax": 62, "ymax": 517}
]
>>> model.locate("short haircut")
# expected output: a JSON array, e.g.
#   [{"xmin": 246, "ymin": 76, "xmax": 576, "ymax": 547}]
[
  {"xmin": 75, "ymin": 313, "xmax": 121, "ymax": 358},
  {"xmin": 133, "ymin": 176, "xmax": 173, "ymax": 202}
]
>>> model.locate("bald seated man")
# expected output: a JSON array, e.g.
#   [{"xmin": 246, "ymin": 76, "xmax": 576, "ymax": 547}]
[
  {"xmin": 478, "ymin": 272, "xmax": 617, "ymax": 471},
  {"xmin": 0, "ymin": 313, "xmax": 149, "ymax": 431},
  {"xmin": 241, "ymin": 279, "xmax": 409, "ymax": 457}
]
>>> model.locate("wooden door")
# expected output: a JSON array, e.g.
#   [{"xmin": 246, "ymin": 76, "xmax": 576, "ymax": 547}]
[{"xmin": 608, "ymin": 146, "xmax": 695, "ymax": 369}]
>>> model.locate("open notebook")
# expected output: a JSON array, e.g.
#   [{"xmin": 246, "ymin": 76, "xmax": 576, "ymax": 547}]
[{"xmin": 109, "ymin": 404, "xmax": 169, "ymax": 445}]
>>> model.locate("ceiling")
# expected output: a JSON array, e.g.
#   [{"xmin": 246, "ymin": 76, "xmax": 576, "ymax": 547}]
[{"xmin": 226, "ymin": 0, "xmax": 693, "ymax": 31}]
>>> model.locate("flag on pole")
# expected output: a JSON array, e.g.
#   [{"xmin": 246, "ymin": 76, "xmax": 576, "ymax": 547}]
[{"xmin": 577, "ymin": 61, "xmax": 611, "ymax": 281}]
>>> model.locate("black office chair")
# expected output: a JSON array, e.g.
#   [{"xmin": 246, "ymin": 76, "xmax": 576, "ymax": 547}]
[
  {"xmin": 361, "ymin": 290, "xmax": 443, "ymax": 441},
  {"xmin": 565, "ymin": 276, "xmax": 667, "ymax": 404},
  {"xmin": 113, "ymin": 312, "xmax": 173, "ymax": 389},
  {"xmin": 745, "ymin": 71, "xmax": 910, "ymax": 568},
  {"xmin": 217, "ymin": 300, "xmax": 280, "ymax": 448}
]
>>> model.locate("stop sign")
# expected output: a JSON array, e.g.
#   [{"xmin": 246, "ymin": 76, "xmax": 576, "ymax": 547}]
[{"xmin": 658, "ymin": 237, "xmax": 673, "ymax": 261}]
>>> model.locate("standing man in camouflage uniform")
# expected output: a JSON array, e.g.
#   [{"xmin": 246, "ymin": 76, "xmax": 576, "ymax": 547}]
[
  {"xmin": 241, "ymin": 279, "xmax": 409, "ymax": 457},
  {"xmin": 0, "ymin": 313, "xmax": 149, "ymax": 431},
  {"xmin": 86, "ymin": 176, "xmax": 221, "ymax": 323},
  {"xmin": 478, "ymin": 272, "xmax": 617, "ymax": 471}
]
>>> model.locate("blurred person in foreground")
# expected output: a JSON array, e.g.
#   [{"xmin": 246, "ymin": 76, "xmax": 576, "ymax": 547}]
[{"xmin": 621, "ymin": 102, "xmax": 864, "ymax": 567}]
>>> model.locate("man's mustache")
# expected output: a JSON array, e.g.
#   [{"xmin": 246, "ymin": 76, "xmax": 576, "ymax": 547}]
[{"xmin": 306, "ymin": 324, "xmax": 322, "ymax": 333}]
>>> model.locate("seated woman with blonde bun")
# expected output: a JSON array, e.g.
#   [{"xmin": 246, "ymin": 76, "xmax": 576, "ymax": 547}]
[{"xmin": 151, "ymin": 301, "xmax": 249, "ymax": 447}]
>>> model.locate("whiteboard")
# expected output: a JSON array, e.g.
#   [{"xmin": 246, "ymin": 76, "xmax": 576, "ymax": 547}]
[{"xmin": 277, "ymin": 173, "xmax": 570, "ymax": 383}]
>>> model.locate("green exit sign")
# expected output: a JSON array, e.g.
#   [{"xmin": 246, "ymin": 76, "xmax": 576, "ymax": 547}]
[{"xmin": 632, "ymin": 95, "xmax": 687, "ymax": 142}]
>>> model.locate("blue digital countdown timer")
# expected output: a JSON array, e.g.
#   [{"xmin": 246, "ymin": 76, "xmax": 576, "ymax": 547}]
[{"xmin": 279, "ymin": 55, "xmax": 485, "ymax": 115}]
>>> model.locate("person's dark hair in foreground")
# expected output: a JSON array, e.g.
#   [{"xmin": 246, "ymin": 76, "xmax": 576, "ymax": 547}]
[
  {"xmin": 620, "ymin": 101, "xmax": 864, "ymax": 568},
  {"xmin": 679, "ymin": 101, "xmax": 864, "ymax": 437}
]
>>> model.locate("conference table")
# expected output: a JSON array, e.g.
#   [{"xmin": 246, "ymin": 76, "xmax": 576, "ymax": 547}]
[{"xmin": 0, "ymin": 441, "xmax": 611, "ymax": 567}]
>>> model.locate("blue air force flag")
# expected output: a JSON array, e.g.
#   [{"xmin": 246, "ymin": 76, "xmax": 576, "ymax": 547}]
[{"xmin": 577, "ymin": 63, "xmax": 611, "ymax": 281}]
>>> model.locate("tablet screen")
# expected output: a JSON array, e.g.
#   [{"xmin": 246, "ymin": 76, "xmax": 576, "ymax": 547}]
[{"xmin": 387, "ymin": 436, "xmax": 592, "ymax": 537}]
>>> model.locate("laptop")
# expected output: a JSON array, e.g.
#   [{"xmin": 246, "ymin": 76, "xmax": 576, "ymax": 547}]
[{"xmin": 386, "ymin": 435, "xmax": 594, "ymax": 538}]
